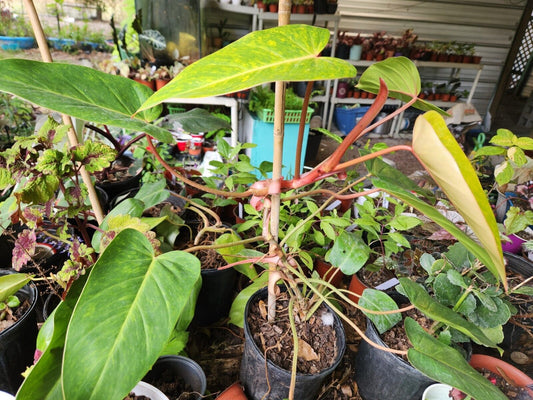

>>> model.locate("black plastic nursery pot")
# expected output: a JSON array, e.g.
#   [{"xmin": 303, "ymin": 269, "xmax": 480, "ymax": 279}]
[
  {"xmin": 240, "ymin": 286, "xmax": 346, "ymax": 400},
  {"xmin": 355, "ymin": 317, "xmax": 435, "ymax": 400},
  {"xmin": 96, "ymin": 155, "xmax": 143, "ymax": 202},
  {"xmin": 0, "ymin": 271, "xmax": 38, "ymax": 395},
  {"xmin": 143, "ymin": 355, "xmax": 207, "ymax": 400},
  {"xmin": 193, "ymin": 267, "xmax": 237, "ymax": 326}
]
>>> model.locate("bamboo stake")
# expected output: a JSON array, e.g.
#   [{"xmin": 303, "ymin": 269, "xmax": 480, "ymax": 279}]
[
  {"xmin": 267, "ymin": 0, "xmax": 292, "ymax": 323},
  {"xmin": 22, "ymin": 0, "xmax": 105, "ymax": 225}
]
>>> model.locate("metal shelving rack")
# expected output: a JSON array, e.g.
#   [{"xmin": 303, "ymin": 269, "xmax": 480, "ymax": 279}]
[
  {"xmin": 327, "ymin": 59, "xmax": 484, "ymax": 137},
  {"xmin": 208, "ymin": 1, "xmax": 341, "ymax": 129}
]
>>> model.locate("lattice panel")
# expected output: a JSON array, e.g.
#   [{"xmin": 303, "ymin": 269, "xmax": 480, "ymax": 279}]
[{"xmin": 509, "ymin": 17, "xmax": 533, "ymax": 90}]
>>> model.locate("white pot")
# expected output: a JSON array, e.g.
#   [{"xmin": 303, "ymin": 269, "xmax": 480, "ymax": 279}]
[
  {"xmin": 131, "ymin": 381, "xmax": 169, "ymax": 400},
  {"xmin": 421, "ymin": 383, "xmax": 454, "ymax": 400},
  {"xmin": 0, "ymin": 391, "xmax": 15, "ymax": 400}
]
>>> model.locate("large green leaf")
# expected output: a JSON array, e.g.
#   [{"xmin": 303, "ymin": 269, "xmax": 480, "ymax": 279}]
[
  {"xmin": 359, "ymin": 289, "xmax": 401, "ymax": 334},
  {"xmin": 404, "ymin": 318, "xmax": 507, "ymax": 400},
  {"xmin": 229, "ymin": 272, "xmax": 269, "ymax": 328},
  {"xmin": 165, "ymin": 108, "xmax": 232, "ymax": 134},
  {"xmin": 139, "ymin": 25, "xmax": 356, "ymax": 110},
  {"xmin": 0, "ymin": 59, "xmax": 172, "ymax": 143},
  {"xmin": 326, "ymin": 231, "xmax": 370, "ymax": 275},
  {"xmin": 399, "ymin": 278, "xmax": 500, "ymax": 349},
  {"xmin": 357, "ymin": 57, "xmax": 448, "ymax": 116},
  {"xmin": 91, "ymin": 198, "xmax": 145, "ymax": 252},
  {"xmin": 62, "ymin": 229, "xmax": 201, "ymax": 400},
  {"xmin": 411, "ymin": 112, "xmax": 505, "ymax": 287},
  {"xmin": 16, "ymin": 275, "xmax": 88, "ymax": 400}
]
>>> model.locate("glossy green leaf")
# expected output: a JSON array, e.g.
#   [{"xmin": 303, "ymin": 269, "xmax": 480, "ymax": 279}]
[
  {"xmin": 362, "ymin": 147, "xmax": 435, "ymax": 201},
  {"xmin": 359, "ymin": 289, "xmax": 401, "ymax": 334},
  {"xmin": 357, "ymin": 57, "xmax": 448, "ymax": 116},
  {"xmin": 132, "ymin": 179, "xmax": 170, "ymax": 210},
  {"xmin": 139, "ymin": 25, "xmax": 356, "ymax": 110},
  {"xmin": 326, "ymin": 231, "xmax": 370, "ymax": 275},
  {"xmin": 410, "ymin": 111, "xmax": 506, "ymax": 287},
  {"xmin": 404, "ymin": 318, "xmax": 507, "ymax": 400},
  {"xmin": 389, "ymin": 214, "xmax": 421, "ymax": 231},
  {"xmin": 62, "ymin": 229, "xmax": 201, "ymax": 400},
  {"xmin": 17, "ymin": 275, "xmax": 87, "ymax": 400},
  {"xmin": 490, "ymin": 129, "xmax": 514, "ymax": 146},
  {"xmin": 215, "ymin": 231, "xmax": 245, "ymax": 267},
  {"xmin": 399, "ymin": 278, "xmax": 500, "ymax": 349},
  {"xmin": 165, "ymin": 108, "xmax": 232, "ymax": 134},
  {"xmin": 0, "ymin": 59, "xmax": 172, "ymax": 143},
  {"xmin": 0, "ymin": 196, "xmax": 17, "ymax": 236},
  {"xmin": 229, "ymin": 272, "xmax": 269, "ymax": 328},
  {"xmin": 91, "ymin": 198, "xmax": 145, "ymax": 252},
  {"xmin": 0, "ymin": 273, "xmax": 31, "ymax": 302},
  {"xmin": 419, "ymin": 253, "xmax": 436, "ymax": 274},
  {"xmin": 514, "ymin": 136, "xmax": 533, "ymax": 150}
]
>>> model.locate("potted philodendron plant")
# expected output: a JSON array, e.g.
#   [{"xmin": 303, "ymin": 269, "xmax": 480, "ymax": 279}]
[{"xmin": 0, "ymin": 15, "xmax": 508, "ymax": 400}]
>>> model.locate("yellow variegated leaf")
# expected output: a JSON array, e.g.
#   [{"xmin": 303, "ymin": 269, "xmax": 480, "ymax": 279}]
[{"xmin": 412, "ymin": 111, "xmax": 506, "ymax": 289}]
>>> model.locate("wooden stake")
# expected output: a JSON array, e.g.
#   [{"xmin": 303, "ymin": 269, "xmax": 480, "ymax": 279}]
[{"xmin": 22, "ymin": 0, "xmax": 105, "ymax": 225}]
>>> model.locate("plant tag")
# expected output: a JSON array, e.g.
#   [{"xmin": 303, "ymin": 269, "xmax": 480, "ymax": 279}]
[
  {"xmin": 375, "ymin": 278, "xmax": 399, "ymax": 291},
  {"xmin": 325, "ymin": 200, "xmax": 341, "ymax": 211}
]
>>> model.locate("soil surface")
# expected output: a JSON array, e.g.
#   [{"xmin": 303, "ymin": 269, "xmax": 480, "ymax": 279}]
[{"xmin": 248, "ymin": 291, "xmax": 339, "ymax": 374}]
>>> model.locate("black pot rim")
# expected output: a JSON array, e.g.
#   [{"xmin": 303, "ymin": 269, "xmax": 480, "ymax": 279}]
[{"xmin": 243, "ymin": 285, "xmax": 346, "ymax": 378}]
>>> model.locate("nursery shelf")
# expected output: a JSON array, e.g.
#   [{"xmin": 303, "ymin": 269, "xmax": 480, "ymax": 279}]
[
  {"xmin": 210, "ymin": 0, "xmax": 341, "ymax": 129},
  {"xmin": 327, "ymin": 59, "xmax": 484, "ymax": 137}
]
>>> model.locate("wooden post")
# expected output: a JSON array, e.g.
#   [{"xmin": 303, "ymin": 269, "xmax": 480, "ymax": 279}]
[{"xmin": 22, "ymin": 0, "xmax": 105, "ymax": 225}]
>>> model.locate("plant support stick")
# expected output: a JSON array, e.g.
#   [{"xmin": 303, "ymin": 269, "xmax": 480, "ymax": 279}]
[
  {"xmin": 267, "ymin": 0, "xmax": 292, "ymax": 322},
  {"xmin": 22, "ymin": 0, "xmax": 105, "ymax": 225}
]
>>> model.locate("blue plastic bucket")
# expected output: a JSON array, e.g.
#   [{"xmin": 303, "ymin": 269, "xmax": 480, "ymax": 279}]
[{"xmin": 334, "ymin": 106, "xmax": 371, "ymax": 135}]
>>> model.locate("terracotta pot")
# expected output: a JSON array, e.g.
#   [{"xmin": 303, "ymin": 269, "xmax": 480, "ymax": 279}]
[
  {"xmin": 256, "ymin": 0, "xmax": 266, "ymax": 10},
  {"xmin": 462, "ymin": 55, "xmax": 473, "ymax": 63},
  {"xmin": 213, "ymin": 37, "xmax": 223, "ymax": 48},
  {"xmin": 268, "ymin": 3, "xmax": 278, "ymax": 12},
  {"xmin": 450, "ymin": 95, "xmax": 457, "ymax": 102},
  {"xmin": 441, "ymin": 93, "xmax": 451, "ymax": 102},
  {"xmin": 437, "ymin": 54, "xmax": 449, "ymax": 62},
  {"xmin": 353, "ymin": 91, "xmax": 361, "ymax": 98},
  {"xmin": 314, "ymin": 258, "xmax": 345, "ymax": 288},
  {"xmin": 133, "ymin": 78, "xmax": 155, "ymax": 91},
  {"xmin": 365, "ymin": 52, "xmax": 374, "ymax": 61},
  {"xmin": 472, "ymin": 55, "xmax": 482, "ymax": 64},
  {"xmin": 216, "ymin": 382, "xmax": 248, "ymax": 399},
  {"xmin": 155, "ymin": 78, "xmax": 170, "ymax": 90},
  {"xmin": 348, "ymin": 273, "xmax": 367, "ymax": 303},
  {"xmin": 296, "ymin": 4, "xmax": 306, "ymax": 13},
  {"xmin": 469, "ymin": 354, "xmax": 533, "ymax": 398}
]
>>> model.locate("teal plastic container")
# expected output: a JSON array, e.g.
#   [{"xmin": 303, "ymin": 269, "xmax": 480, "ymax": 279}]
[{"xmin": 243, "ymin": 109, "xmax": 310, "ymax": 179}]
